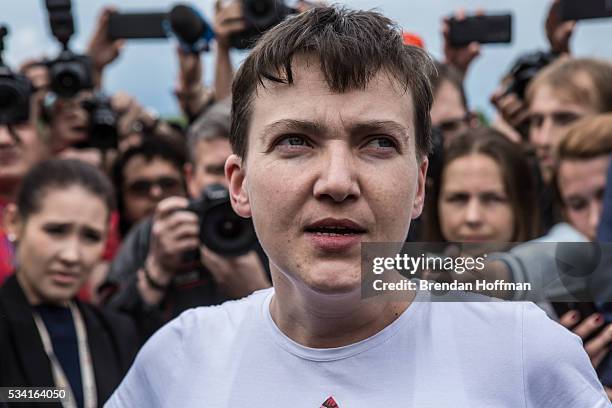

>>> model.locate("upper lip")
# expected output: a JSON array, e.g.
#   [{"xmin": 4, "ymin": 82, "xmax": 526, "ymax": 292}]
[{"xmin": 305, "ymin": 218, "xmax": 367, "ymax": 232}]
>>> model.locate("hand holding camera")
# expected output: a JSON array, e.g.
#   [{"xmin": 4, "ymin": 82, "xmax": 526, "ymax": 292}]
[
  {"xmin": 146, "ymin": 196, "xmax": 200, "ymax": 286},
  {"xmin": 214, "ymin": 0, "xmax": 246, "ymax": 50}
]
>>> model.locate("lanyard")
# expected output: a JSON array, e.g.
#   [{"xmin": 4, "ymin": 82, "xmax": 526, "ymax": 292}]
[{"xmin": 32, "ymin": 302, "xmax": 97, "ymax": 408}]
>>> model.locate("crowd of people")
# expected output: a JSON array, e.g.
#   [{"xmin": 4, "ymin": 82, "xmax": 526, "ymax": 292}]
[{"xmin": 2, "ymin": 0, "xmax": 612, "ymax": 406}]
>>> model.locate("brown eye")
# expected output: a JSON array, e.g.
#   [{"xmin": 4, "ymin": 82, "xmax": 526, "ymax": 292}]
[
  {"xmin": 567, "ymin": 199, "xmax": 587, "ymax": 211},
  {"xmin": 445, "ymin": 193, "xmax": 469, "ymax": 204},
  {"xmin": 43, "ymin": 224, "xmax": 69, "ymax": 236},
  {"xmin": 529, "ymin": 115, "xmax": 543, "ymax": 129},
  {"xmin": 82, "ymin": 230, "xmax": 102, "ymax": 243}
]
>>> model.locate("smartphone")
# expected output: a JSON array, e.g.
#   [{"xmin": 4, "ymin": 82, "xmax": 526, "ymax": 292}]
[
  {"xmin": 107, "ymin": 12, "xmax": 168, "ymax": 40},
  {"xmin": 559, "ymin": 0, "xmax": 612, "ymax": 21},
  {"xmin": 448, "ymin": 13, "xmax": 512, "ymax": 47}
]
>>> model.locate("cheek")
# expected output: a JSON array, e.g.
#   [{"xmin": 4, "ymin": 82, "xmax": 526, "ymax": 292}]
[
  {"xmin": 17, "ymin": 230, "xmax": 53, "ymax": 273},
  {"xmin": 438, "ymin": 207, "xmax": 460, "ymax": 240},
  {"xmin": 566, "ymin": 209, "xmax": 586, "ymax": 227},
  {"xmin": 491, "ymin": 205, "xmax": 515, "ymax": 238},
  {"xmin": 82, "ymin": 243, "xmax": 106, "ymax": 267}
]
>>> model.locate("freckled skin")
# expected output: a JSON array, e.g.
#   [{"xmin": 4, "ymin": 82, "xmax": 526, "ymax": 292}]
[{"xmin": 228, "ymin": 59, "xmax": 427, "ymax": 296}]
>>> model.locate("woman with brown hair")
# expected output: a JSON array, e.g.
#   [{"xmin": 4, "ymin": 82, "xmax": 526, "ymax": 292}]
[{"xmin": 423, "ymin": 127, "xmax": 539, "ymax": 244}]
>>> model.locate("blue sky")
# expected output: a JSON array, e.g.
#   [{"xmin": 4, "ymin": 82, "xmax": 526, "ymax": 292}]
[{"xmin": 3, "ymin": 0, "xmax": 612, "ymax": 119}]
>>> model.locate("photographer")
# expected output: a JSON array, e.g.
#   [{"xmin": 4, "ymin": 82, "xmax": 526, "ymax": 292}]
[
  {"xmin": 102, "ymin": 101, "xmax": 270, "ymax": 341},
  {"xmin": 0, "ymin": 30, "xmax": 48, "ymax": 285},
  {"xmin": 112, "ymin": 137, "xmax": 187, "ymax": 238}
]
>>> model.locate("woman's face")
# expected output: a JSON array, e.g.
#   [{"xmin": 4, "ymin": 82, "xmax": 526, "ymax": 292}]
[
  {"xmin": 12, "ymin": 185, "xmax": 108, "ymax": 305},
  {"xmin": 438, "ymin": 154, "xmax": 515, "ymax": 243}
]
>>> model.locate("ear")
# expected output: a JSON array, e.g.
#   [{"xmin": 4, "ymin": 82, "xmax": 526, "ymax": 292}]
[
  {"xmin": 3, "ymin": 203, "xmax": 22, "ymax": 242},
  {"xmin": 411, "ymin": 157, "xmax": 429, "ymax": 219},
  {"xmin": 225, "ymin": 154, "xmax": 251, "ymax": 218},
  {"xmin": 184, "ymin": 162, "xmax": 198, "ymax": 198}
]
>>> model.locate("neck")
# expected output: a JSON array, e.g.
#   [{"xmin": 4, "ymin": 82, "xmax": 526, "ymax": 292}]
[
  {"xmin": 269, "ymin": 270, "xmax": 414, "ymax": 348},
  {"xmin": 0, "ymin": 181, "xmax": 18, "ymax": 203}
]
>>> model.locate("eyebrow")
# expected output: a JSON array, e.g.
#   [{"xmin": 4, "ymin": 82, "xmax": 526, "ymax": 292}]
[{"xmin": 261, "ymin": 119, "xmax": 410, "ymax": 140}]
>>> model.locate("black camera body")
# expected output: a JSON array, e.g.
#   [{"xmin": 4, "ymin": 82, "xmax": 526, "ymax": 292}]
[
  {"xmin": 47, "ymin": 50, "xmax": 93, "ymax": 98},
  {"xmin": 43, "ymin": 0, "xmax": 93, "ymax": 98},
  {"xmin": 0, "ymin": 68, "xmax": 32, "ymax": 125},
  {"xmin": 0, "ymin": 25, "xmax": 33, "ymax": 125},
  {"xmin": 229, "ymin": 0, "xmax": 295, "ymax": 49},
  {"xmin": 75, "ymin": 92, "xmax": 118, "ymax": 151},
  {"xmin": 186, "ymin": 183, "xmax": 257, "ymax": 257},
  {"xmin": 505, "ymin": 50, "xmax": 558, "ymax": 100}
]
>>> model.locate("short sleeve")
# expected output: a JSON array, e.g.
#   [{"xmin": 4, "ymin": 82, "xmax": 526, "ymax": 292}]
[
  {"xmin": 104, "ymin": 309, "xmax": 190, "ymax": 407},
  {"xmin": 521, "ymin": 303, "xmax": 610, "ymax": 407}
]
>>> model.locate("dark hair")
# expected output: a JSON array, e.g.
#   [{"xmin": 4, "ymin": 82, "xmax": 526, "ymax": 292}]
[
  {"xmin": 423, "ymin": 127, "xmax": 539, "ymax": 242},
  {"xmin": 432, "ymin": 61, "xmax": 468, "ymax": 110},
  {"xmin": 17, "ymin": 159, "xmax": 115, "ymax": 221},
  {"xmin": 230, "ymin": 5, "xmax": 435, "ymax": 161},
  {"xmin": 112, "ymin": 137, "xmax": 187, "ymax": 236}
]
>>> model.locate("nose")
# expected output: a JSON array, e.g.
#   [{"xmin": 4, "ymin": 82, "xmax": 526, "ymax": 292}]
[
  {"xmin": 464, "ymin": 198, "xmax": 484, "ymax": 227},
  {"xmin": 150, "ymin": 184, "xmax": 164, "ymax": 199},
  {"xmin": 532, "ymin": 116, "xmax": 553, "ymax": 149},
  {"xmin": 587, "ymin": 200, "xmax": 603, "ymax": 240},
  {"xmin": 0, "ymin": 126, "xmax": 17, "ymax": 145},
  {"xmin": 313, "ymin": 144, "xmax": 360, "ymax": 203},
  {"xmin": 58, "ymin": 238, "xmax": 81, "ymax": 266}
]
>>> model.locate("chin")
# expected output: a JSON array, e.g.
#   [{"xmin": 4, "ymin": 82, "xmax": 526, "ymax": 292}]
[{"xmin": 302, "ymin": 269, "xmax": 362, "ymax": 296}]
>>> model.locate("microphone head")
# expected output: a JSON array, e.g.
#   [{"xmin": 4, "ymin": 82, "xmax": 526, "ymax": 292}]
[{"xmin": 169, "ymin": 4, "xmax": 204, "ymax": 45}]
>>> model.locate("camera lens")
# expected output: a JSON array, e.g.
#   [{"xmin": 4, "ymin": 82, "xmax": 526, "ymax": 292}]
[
  {"xmin": 200, "ymin": 200, "xmax": 257, "ymax": 256},
  {"xmin": 249, "ymin": 0, "xmax": 272, "ymax": 16},
  {"xmin": 0, "ymin": 84, "xmax": 18, "ymax": 111},
  {"xmin": 216, "ymin": 217, "xmax": 244, "ymax": 240},
  {"xmin": 55, "ymin": 69, "xmax": 80, "ymax": 96}
]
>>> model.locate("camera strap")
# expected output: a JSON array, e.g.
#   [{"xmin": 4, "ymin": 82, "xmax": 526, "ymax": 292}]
[{"xmin": 32, "ymin": 302, "xmax": 97, "ymax": 408}]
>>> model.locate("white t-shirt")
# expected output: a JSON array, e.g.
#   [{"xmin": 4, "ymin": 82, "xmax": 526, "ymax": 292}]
[{"xmin": 105, "ymin": 287, "xmax": 610, "ymax": 407}]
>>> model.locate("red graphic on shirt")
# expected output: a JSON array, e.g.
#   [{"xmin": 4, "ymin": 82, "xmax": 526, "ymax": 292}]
[{"xmin": 320, "ymin": 396, "xmax": 339, "ymax": 408}]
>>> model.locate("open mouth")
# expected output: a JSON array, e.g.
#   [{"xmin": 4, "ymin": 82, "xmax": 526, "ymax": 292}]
[{"xmin": 304, "ymin": 218, "xmax": 367, "ymax": 252}]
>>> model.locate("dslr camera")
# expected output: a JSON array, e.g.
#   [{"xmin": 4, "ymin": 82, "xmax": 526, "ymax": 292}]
[
  {"xmin": 186, "ymin": 183, "xmax": 257, "ymax": 257},
  {"xmin": 44, "ymin": 0, "xmax": 93, "ymax": 98},
  {"xmin": 229, "ymin": 0, "xmax": 296, "ymax": 49},
  {"xmin": 504, "ymin": 50, "xmax": 558, "ymax": 100},
  {"xmin": 75, "ymin": 92, "xmax": 118, "ymax": 151},
  {"xmin": 0, "ymin": 26, "xmax": 33, "ymax": 124}
]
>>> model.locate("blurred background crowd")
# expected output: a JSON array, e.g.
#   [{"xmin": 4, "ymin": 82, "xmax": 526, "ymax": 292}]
[{"xmin": 2, "ymin": 0, "xmax": 612, "ymax": 405}]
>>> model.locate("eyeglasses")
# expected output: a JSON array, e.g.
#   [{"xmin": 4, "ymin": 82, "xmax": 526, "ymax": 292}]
[
  {"xmin": 437, "ymin": 114, "xmax": 471, "ymax": 134},
  {"xmin": 125, "ymin": 177, "xmax": 183, "ymax": 198}
]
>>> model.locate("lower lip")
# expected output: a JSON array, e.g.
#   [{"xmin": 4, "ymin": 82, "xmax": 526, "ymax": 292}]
[
  {"xmin": 51, "ymin": 273, "xmax": 80, "ymax": 285},
  {"xmin": 306, "ymin": 232, "xmax": 363, "ymax": 252}
]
